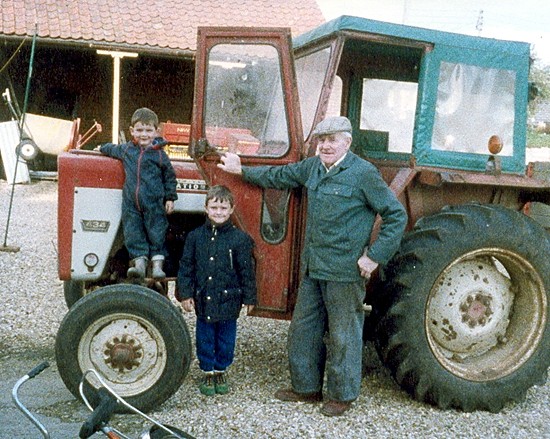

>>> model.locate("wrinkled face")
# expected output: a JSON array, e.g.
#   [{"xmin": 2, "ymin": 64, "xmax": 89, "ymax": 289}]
[
  {"xmin": 316, "ymin": 132, "xmax": 352, "ymax": 167},
  {"xmin": 130, "ymin": 121, "xmax": 158, "ymax": 148},
  {"xmin": 205, "ymin": 198, "xmax": 234, "ymax": 225}
]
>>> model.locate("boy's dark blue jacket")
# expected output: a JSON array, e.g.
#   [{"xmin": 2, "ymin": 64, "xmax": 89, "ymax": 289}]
[
  {"xmin": 100, "ymin": 138, "xmax": 178, "ymax": 210},
  {"xmin": 177, "ymin": 219, "xmax": 257, "ymax": 322}
]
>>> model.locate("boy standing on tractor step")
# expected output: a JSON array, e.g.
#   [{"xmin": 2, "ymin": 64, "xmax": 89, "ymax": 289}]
[
  {"xmin": 99, "ymin": 107, "xmax": 177, "ymax": 280},
  {"xmin": 177, "ymin": 185, "xmax": 257, "ymax": 396}
]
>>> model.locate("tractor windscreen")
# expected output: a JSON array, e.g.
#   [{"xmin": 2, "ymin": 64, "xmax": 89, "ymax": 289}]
[{"xmin": 203, "ymin": 43, "xmax": 290, "ymax": 157}]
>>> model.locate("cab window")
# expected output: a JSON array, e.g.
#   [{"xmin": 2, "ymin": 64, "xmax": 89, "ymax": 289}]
[
  {"xmin": 204, "ymin": 43, "xmax": 290, "ymax": 157},
  {"xmin": 432, "ymin": 62, "xmax": 515, "ymax": 156}
]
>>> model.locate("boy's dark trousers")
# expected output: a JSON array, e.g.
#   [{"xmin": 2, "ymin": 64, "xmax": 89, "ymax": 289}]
[
  {"xmin": 195, "ymin": 318, "xmax": 237, "ymax": 372},
  {"xmin": 122, "ymin": 199, "xmax": 168, "ymax": 258}
]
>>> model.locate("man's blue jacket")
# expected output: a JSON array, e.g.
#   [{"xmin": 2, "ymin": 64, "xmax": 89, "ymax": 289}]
[{"xmin": 242, "ymin": 151, "xmax": 407, "ymax": 282}]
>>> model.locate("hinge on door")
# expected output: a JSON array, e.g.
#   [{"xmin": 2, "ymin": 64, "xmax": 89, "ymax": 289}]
[{"xmin": 189, "ymin": 138, "xmax": 219, "ymax": 159}]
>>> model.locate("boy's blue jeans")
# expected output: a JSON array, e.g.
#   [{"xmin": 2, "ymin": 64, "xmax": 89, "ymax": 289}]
[
  {"xmin": 196, "ymin": 318, "xmax": 237, "ymax": 372},
  {"xmin": 287, "ymin": 275, "xmax": 366, "ymax": 402}
]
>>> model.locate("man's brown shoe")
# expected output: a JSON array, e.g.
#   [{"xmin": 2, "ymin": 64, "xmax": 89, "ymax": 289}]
[
  {"xmin": 320, "ymin": 400, "xmax": 352, "ymax": 416},
  {"xmin": 274, "ymin": 388, "xmax": 323, "ymax": 403}
]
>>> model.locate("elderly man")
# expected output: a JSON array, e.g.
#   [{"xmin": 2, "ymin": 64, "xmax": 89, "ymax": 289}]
[{"xmin": 218, "ymin": 116, "xmax": 407, "ymax": 416}]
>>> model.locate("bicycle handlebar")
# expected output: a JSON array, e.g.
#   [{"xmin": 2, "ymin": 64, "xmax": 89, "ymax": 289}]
[
  {"xmin": 13, "ymin": 363, "xmax": 194, "ymax": 439},
  {"xmin": 79, "ymin": 387, "xmax": 118, "ymax": 439},
  {"xmin": 12, "ymin": 362, "xmax": 52, "ymax": 439},
  {"xmin": 26, "ymin": 361, "xmax": 50, "ymax": 379}
]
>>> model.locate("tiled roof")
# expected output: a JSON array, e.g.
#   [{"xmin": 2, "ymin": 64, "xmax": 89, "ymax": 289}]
[{"xmin": 1, "ymin": 0, "xmax": 326, "ymax": 55}]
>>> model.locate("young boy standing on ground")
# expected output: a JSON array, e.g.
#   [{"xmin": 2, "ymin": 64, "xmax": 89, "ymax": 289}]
[
  {"xmin": 99, "ymin": 107, "xmax": 177, "ymax": 279},
  {"xmin": 177, "ymin": 185, "xmax": 257, "ymax": 396}
]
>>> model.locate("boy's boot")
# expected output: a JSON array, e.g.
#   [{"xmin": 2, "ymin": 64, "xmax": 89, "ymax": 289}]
[
  {"xmin": 151, "ymin": 255, "xmax": 166, "ymax": 279},
  {"xmin": 214, "ymin": 370, "xmax": 229, "ymax": 395},
  {"xmin": 127, "ymin": 256, "xmax": 147, "ymax": 278},
  {"xmin": 199, "ymin": 371, "xmax": 216, "ymax": 396}
]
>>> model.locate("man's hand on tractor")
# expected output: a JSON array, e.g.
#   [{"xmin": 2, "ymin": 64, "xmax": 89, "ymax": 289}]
[{"xmin": 217, "ymin": 152, "xmax": 243, "ymax": 175}]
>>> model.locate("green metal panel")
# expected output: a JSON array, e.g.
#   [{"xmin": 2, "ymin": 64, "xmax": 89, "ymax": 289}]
[
  {"xmin": 293, "ymin": 15, "xmax": 530, "ymax": 58},
  {"xmin": 293, "ymin": 15, "xmax": 531, "ymax": 174},
  {"xmin": 414, "ymin": 43, "xmax": 529, "ymax": 173}
]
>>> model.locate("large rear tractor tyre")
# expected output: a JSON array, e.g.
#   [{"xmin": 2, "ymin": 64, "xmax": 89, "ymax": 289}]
[
  {"xmin": 55, "ymin": 284, "xmax": 191, "ymax": 413},
  {"xmin": 376, "ymin": 204, "xmax": 549, "ymax": 412}
]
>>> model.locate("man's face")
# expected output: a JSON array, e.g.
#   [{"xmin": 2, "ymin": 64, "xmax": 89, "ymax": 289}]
[
  {"xmin": 316, "ymin": 133, "xmax": 352, "ymax": 167},
  {"xmin": 130, "ymin": 121, "xmax": 158, "ymax": 148},
  {"xmin": 205, "ymin": 198, "xmax": 234, "ymax": 225}
]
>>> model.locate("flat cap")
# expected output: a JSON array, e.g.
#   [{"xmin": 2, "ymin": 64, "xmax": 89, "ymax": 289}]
[{"xmin": 311, "ymin": 116, "xmax": 352, "ymax": 137}]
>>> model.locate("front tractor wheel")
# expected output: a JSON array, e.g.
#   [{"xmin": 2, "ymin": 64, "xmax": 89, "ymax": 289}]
[
  {"xmin": 377, "ymin": 204, "xmax": 549, "ymax": 412},
  {"xmin": 55, "ymin": 284, "xmax": 191, "ymax": 412},
  {"xmin": 63, "ymin": 280, "xmax": 86, "ymax": 308}
]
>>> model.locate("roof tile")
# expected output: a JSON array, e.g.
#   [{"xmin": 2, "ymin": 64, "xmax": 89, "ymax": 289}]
[{"xmin": 1, "ymin": 0, "xmax": 325, "ymax": 53}]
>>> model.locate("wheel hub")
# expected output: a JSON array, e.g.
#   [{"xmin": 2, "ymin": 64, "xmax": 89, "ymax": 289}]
[
  {"xmin": 80, "ymin": 314, "xmax": 167, "ymax": 395},
  {"xmin": 460, "ymin": 293, "xmax": 493, "ymax": 327},
  {"xmin": 104, "ymin": 335, "xmax": 143, "ymax": 371},
  {"xmin": 428, "ymin": 257, "xmax": 513, "ymax": 356}
]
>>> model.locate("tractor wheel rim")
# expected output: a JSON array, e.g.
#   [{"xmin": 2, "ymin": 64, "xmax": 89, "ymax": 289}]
[
  {"xmin": 426, "ymin": 248, "xmax": 547, "ymax": 381},
  {"xmin": 78, "ymin": 313, "xmax": 167, "ymax": 396}
]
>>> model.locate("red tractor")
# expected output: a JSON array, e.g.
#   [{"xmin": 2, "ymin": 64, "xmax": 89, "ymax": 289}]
[{"xmin": 55, "ymin": 16, "xmax": 549, "ymax": 413}]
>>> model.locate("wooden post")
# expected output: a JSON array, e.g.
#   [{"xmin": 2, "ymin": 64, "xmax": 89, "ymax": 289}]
[{"xmin": 96, "ymin": 50, "xmax": 138, "ymax": 143}]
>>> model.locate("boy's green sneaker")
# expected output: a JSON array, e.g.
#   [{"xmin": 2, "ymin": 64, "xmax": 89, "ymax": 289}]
[
  {"xmin": 199, "ymin": 372, "xmax": 216, "ymax": 396},
  {"xmin": 214, "ymin": 371, "xmax": 229, "ymax": 395}
]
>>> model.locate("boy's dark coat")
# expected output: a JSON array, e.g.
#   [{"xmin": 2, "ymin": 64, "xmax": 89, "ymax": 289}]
[{"xmin": 177, "ymin": 219, "xmax": 257, "ymax": 322}]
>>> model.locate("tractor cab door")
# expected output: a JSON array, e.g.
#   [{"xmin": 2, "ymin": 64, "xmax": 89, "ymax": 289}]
[{"xmin": 190, "ymin": 27, "xmax": 305, "ymax": 319}]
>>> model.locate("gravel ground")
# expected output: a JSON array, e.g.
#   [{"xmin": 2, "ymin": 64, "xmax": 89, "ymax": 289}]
[{"xmin": 0, "ymin": 179, "xmax": 549, "ymax": 439}]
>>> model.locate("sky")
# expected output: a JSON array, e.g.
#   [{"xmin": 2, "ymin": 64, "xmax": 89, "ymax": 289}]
[{"xmin": 317, "ymin": 0, "xmax": 550, "ymax": 67}]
